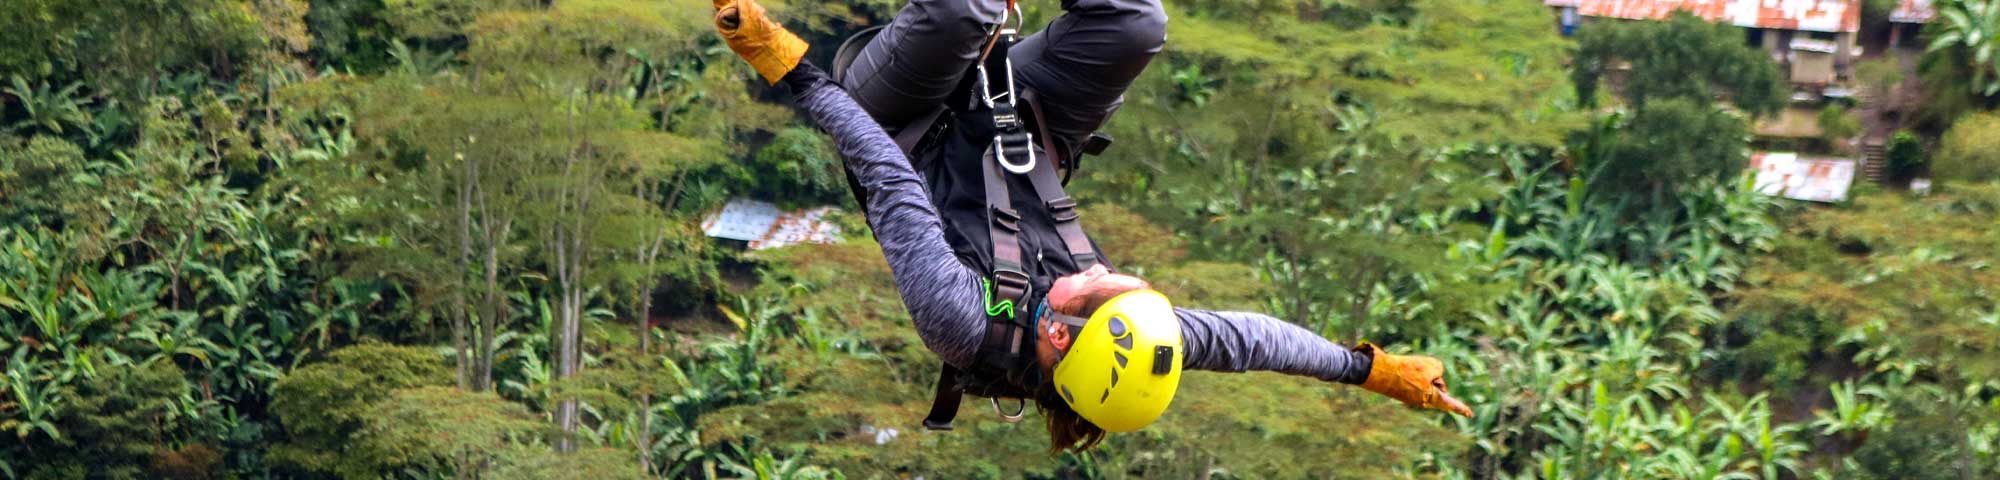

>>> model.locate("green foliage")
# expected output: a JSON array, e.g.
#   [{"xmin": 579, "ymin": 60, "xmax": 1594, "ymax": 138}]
[
  {"xmin": 1855, "ymin": 56, "xmax": 1906, "ymax": 102},
  {"xmin": 267, "ymin": 342, "xmax": 451, "ymax": 477},
  {"xmin": 1887, "ymin": 130, "xmax": 1925, "ymax": 182},
  {"xmin": 490, "ymin": 444, "xmax": 654, "ymax": 480},
  {"xmin": 0, "ymin": 135, "xmax": 97, "ymax": 229},
  {"xmin": 1571, "ymin": 12, "xmax": 1780, "ymax": 195},
  {"xmin": 1840, "ymin": 379, "xmax": 2000, "ymax": 478},
  {"xmin": 1139, "ymin": 0, "xmax": 1580, "ymax": 149},
  {"xmin": 1937, "ymin": 112, "xmax": 2000, "ymax": 183},
  {"xmin": 1732, "ymin": 183, "xmax": 2000, "ymax": 387},
  {"xmin": 1573, "ymin": 12, "xmax": 1785, "ymax": 116},
  {"xmin": 355, "ymin": 386, "xmax": 545, "ymax": 477},
  {"xmin": 1928, "ymin": 0, "xmax": 2000, "ymax": 97},
  {"xmin": 1593, "ymin": 99, "xmax": 1753, "ymax": 195},
  {"xmin": 10, "ymin": 362, "xmax": 222, "ymax": 480},
  {"xmin": 752, "ymin": 126, "xmax": 846, "ymax": 205},
  {"xmin": 1817, "ymin": 105, "xmax": 1861, "ymax": 146},
  {"xmin": 0, "ymin": 0, "xmax": 299, "ymax": 98}
]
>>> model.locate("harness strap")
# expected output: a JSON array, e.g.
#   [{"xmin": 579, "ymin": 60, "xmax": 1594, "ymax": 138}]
[
  {"xmin": 984, "ymin": 144, "xmax": 1030, "ymax": 308},
  {"xmin": 893, "ymin": 106, "xmax": 946, "ymax": 157},
  {"xmin": 923, "ymin": 366, "xmax": 963, "ymax": 430},
  {"xmin": 1021, "ymin": 91, "xmax": 1070, "ymax": 181},
  {"xmin": 1020, "ymin": 91, "xmax": 1098, "ymax": 268}
]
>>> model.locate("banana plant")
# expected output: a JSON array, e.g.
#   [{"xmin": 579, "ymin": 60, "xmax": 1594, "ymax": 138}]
[
  {"xmin": 4, "ymin": 356, "xmax": 61, "ymax": 440},
  {"xmin": 125, "ymin": 311, "xmax": 216, "ymax": 368},
  {"xmin": 1811, "ymin": 380, "xmax": 1890, "ymax": 437},
  {"xmin": 4, "ymin": 75, "xmax": 94, "ymax": 138},
  {"xmin": 716, "ymin": 443, "xmax": 842, "ymax": 480},
  {"xmin": 1930, "ymin": 0, "xmax": 2000, "ymax": 96}
]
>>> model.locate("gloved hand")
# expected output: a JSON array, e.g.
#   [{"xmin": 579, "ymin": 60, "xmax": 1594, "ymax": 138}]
[
  {"xmin": 1353, "ymin": 342, "xmax": 1473, "ymax": 417},
  {"xmin": 712, "ymin": 0, "xmax": 808, "ymax": 85}
]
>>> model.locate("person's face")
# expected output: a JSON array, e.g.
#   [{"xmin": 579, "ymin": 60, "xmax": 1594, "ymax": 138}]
[{"xmin": 1036, "ymin": 264, "xmax": 1149, "ymax": 373}]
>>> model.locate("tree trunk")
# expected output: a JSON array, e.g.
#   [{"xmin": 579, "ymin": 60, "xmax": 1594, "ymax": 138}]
[
  {"xmin": 634, "ymin": 181, "xmax": 663, "ymax": 475},
  {"xmin": 452, "ymin": 154, "xmax": 475, "ymax": 390}
]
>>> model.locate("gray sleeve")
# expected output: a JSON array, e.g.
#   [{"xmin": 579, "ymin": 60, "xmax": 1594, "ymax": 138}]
[
  {"xmin": 1174, "ymin": 308, "xmax": 1372, "ymax": 384},
  {"xmin": 791, "ymin": 68, "xmax": 988, "ymax": 369}
]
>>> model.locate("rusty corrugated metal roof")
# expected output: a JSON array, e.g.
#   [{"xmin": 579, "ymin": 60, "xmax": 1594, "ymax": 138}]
[
  {"xmin": 701, "ymin": 198, "xmax": 844, "ymax": 250},
  {"xmin": 1891, "ymin": 0, "xmax": 1935, "ymax": 23},
  {"xmin": 1751, "ymin": 152, "xmax": 1856, "ymax": 203},
  {"xmin": 1548, "ymin": 0, "xmax": 1860, "ymax": 33}
]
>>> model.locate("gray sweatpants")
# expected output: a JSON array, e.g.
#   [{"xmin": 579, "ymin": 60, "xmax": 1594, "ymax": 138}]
[{"xmin": 838, "ymin": 0, "xmax": 1168, "ymax": 156}]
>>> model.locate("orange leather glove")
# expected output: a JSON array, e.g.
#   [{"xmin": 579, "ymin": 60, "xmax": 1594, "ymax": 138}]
[
  {"xmin": 713, "ymin": 0, "xmax": 809, "ymax": 85},
  {"xmin": 1354, "ymin": 342, "xmax": 1473, "ymax": 417}
]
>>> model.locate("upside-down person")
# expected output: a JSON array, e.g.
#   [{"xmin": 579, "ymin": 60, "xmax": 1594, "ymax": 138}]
[{"xmin": 710, "ymin": 0, "xmax": 1474, "ymax": 452}]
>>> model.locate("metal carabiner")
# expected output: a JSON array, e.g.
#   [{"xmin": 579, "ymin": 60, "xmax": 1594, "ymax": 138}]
[{"xmin": 991, "ymin": 397, "xmax": 1028, "ymax": 423}]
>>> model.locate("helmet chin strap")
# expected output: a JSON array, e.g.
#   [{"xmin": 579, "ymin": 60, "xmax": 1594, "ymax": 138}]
[{"xmin": 1036, "ymin": 299, "xmax": 1090, "ymax": 356}]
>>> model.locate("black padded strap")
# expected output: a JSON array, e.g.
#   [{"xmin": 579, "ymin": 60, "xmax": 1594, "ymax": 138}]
[
  {"xmin": 923, "ymin": 365, "xmax": 964, "ymax": 430},
  {"xmin": 893, "ymin": 107, "xmax": 946, "ymax": 157}
]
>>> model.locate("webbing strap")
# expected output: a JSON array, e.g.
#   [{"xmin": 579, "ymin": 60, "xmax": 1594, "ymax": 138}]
[
  {"xmin": 1020, "ymin": 92, "xmax": 1097, "ymax": 268},
  {"xmin": 984, "ymin": 145, "xmax": 1029, "ymax": 310},
  {"xmin": 923, "ymin": 366, "xmax": 963, "ymax": 430},
  {"xmin": 893, "ymin": 107, "xmax": 946, "ymax": 157}
]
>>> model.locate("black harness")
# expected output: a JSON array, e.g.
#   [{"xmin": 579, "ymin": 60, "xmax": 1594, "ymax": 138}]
[{"xmin": 854, "ymin": 8, "xmax": 1110, "ymax": 430}]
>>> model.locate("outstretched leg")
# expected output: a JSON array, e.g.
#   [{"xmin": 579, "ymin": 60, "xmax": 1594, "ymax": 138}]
[
  {"xmin": 840, "ymin": 0, "xmax": 1004, "ymax": 132},
  {"xmin": 1012, "ymin": 0, "xmax": 1168, "ymax": 157}
]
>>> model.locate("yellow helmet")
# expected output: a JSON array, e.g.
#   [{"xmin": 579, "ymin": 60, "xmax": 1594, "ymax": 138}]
[{"xmin": 1047, "ymin": 289, "xmax": 1184, "ymax": 432}]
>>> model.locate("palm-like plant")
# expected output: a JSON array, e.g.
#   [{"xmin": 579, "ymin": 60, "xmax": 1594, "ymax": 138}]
[
  {"xmin": 3, "ymin": 357, "xmax": 61, "ymax": 440},
  {"xmin": 1811, "ymin": 381, "xmax": 1890, "ymax": 437},
  {"xmin": 716, "ymin": 443, "xmax": 842, "ymax": 480},
  {"xmin": 1931, "ymin": 0, "xmax": 2000, "ymax": 96},
  {"xmin": 4, "ymin": 75, "xmax": 94, "ymax": 138}
]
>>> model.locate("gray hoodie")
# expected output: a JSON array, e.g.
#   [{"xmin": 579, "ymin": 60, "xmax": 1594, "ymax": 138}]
[{"xmin": 782, "ymin": 63, "xmax": 1371, "ymax": 384}]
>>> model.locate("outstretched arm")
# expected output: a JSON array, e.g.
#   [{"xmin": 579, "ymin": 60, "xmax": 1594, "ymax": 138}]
[
  {"xmin": 1174, "ymin": 308, "xmax": 1371, "ymax": 384},
  {"xmin": 710, "ymin": 0, "xmax": 991, "ymax": 369},
  {"xmin": 782, "ymin": 63, "xmax": 990, "ymax": 369},
  {"xmin": 1176, "ymin": 308, "xmax": 1472, "ymax": 417}
]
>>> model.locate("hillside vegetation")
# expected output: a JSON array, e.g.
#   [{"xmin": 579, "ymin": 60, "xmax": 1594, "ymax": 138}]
[{"xmin": 2, "ymin": 0, "xmax": 1998, "ymax": 478}]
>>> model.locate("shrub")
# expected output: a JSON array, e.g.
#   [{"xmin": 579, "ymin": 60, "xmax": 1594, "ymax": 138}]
[
  {"xmin": 1818, "ymin": 105, "xmax": 1861, "ymax": 147},
  {"xmin": 1936, "ymin": 112, "xmax": 2000, "ymax": 183},
  {"xmin": 267, "ymin": 342, "xmax": 452, "ymax": 478},
  {"xmin": 1886, "ymin": 130, "xmax": 1924, "ymax": 182},
  {"xmin": 752, "ymin": 126, "xmax": 846, "ymax": 205}
]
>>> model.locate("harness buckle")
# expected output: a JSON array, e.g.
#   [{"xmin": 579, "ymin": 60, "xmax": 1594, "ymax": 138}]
[
  {"xmin": 1046, "ymin": 197, "xmax": 1078, "ymax": 222},
  {"xmin": 992, "ymin": 268, "xmax": 1030, "ymax": 298},
  {"xmin": 991, "ymin": 206, "xmax": 1021, "ymax": 232},
  {"xmin": 991, "ymin": 397, "xmax": 1028, "ymax": 422}
]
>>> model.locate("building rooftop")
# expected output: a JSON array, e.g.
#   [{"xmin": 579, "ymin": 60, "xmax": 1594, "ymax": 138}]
[
  {"xmin": 1547, "ymin": 0, "xmax": 1861, "ymax": 33},
  {"xmin": 1891, "ymin": 0, "xmax": 1935, "ymax": 23},
  {"xmin": 701, "ymin": 198, "xmax": 844, "ymax": 250},
  {"xmin": 1751, "ymin": 152, "xmax": 1856, "ymax": 203}
]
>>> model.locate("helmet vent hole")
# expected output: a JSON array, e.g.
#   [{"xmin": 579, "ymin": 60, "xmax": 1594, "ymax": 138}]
[
  {"xmin": 1109, "ymin": 367, "xmax": 1120, "ymax": 387},
  {"xmin": 1061, "ymin": 385, "xmax": 1076, "ymax": 404},
  {"xmin": 1099, "ymin": 388, "xmax": 1110, "ymax": 404},
  {"xmin": 1114, "ymin": 351, "xmax": 1128, "ymax": 368}
]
